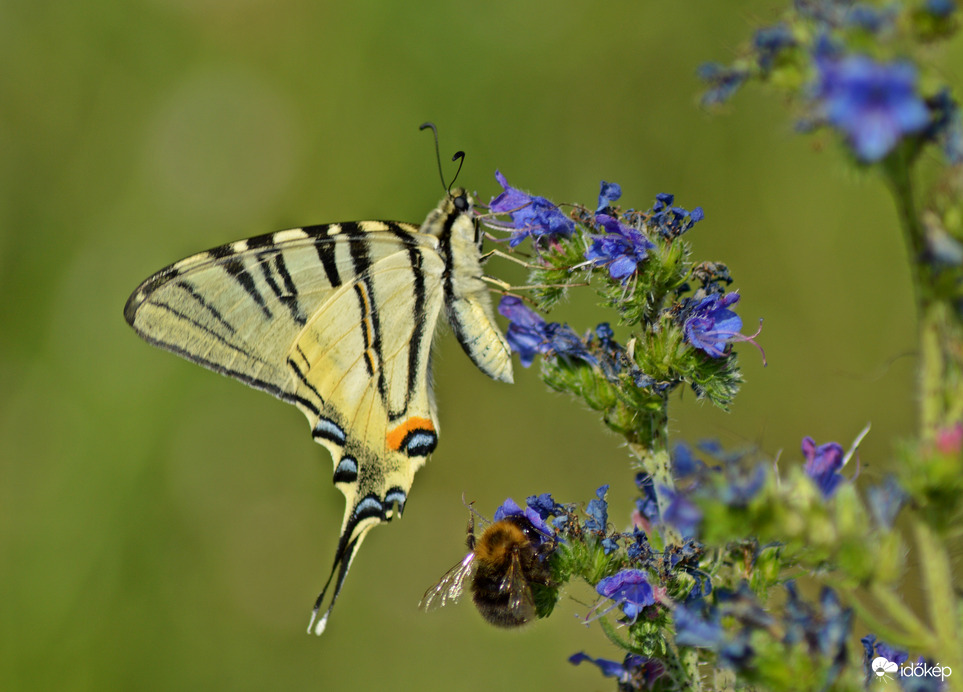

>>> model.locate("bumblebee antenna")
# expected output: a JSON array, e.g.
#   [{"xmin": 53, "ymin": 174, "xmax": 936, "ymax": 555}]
[{"xmin": 420, "ymin": 122, "xmax": 465, "ymax": 194}]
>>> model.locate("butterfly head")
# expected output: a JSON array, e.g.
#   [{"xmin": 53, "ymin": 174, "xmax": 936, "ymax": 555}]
[{"xmin": 450, "ymin": 187, "xmax": 471, "ymax": 213}]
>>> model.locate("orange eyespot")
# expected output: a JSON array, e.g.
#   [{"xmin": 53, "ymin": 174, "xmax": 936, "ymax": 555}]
[{"xmin": 386, "ymin": 417, "xmax": 436, "ymax": 453}]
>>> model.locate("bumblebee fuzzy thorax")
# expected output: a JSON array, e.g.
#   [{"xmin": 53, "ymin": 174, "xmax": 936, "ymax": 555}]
[{"xmin": 473, "ymin": 520, "xmax": 531, "ymax": 568}]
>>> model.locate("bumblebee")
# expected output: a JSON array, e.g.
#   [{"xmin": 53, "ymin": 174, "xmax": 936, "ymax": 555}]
[{"xmin": 420, "ymin": 507, "xmax": 556, "ymax": 627}]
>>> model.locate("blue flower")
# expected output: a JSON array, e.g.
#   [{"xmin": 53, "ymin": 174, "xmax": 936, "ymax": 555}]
[
  {"xmin": 796, "ymin": 0, "xmax": 850, "ymax": 26},
  {"xmin": 569, "ymin": 652, "xmax": 665, "ymax": 688},
  {"xmin": 626, "ymin": 527, "xmax": 650, "ymax": 561},
  {"xmin": 674, "ymin": 602, "xmax": 726, "ymax": 648},
  {"xmin": 583, "ymin": 484, "xmax": 610, "ymax": 532},
  {"xmin": 489, "ymin": 171, "xmax": 574, "ymax": 247},
  {"xmin": 493, "ymin": 497, "xmax": 555, "ymax": 543},
  {"xmin": 596, "ymin": 180, "xmax": 622, "ymax": 213},
  {"xmin": 698, "ymin": 62, "xmax": 749, "ymax": 105},
  {"xmin": 866, "ymin": 475, "xmax": 908, "ymax": 529},
  {"xmin": 584, "ymin": 214, "xmax": 655, "ymax": 282},
  {"xmin": 596, "ymin": 569, "xmax": 655, "ymax": 620},
  {"xmin": 675, "ymin": 597, "xmax": 756, "ymax": 670},
  {"xmin": 815, "ymin": 54, "xmax": 930, "ymax": 162},
  {"xmin": 784, "ymin": 584, "xmax": 852, "ymax": 683},
  {"xmin": 801, "ymin": 436, "xmax": 846, "ymax": 498},
  {"xmin": 497, "ymin": 296, "xmax": 596, "ymax": 367},
  {"xmin": 845, "ymin": 4, "xmax": 897, "ymax": 33},
  {"xmin": 662, "ymin": 488, "xmax": 702, "ymax": 539},
  {"xmin": 648, "ymin": 193, "xmax": 705, "ymax": 239},
  {"xmin": 672, "ymin": 442, "xmax": 705, "ymax": 477},
  {"xmin": 925, "ymin": 89, "xmax": 963, "ymax": 165},
  {"xmin": 718, "ymin": 464, "xmax": 767, "ymax": 506},
  {"xmin": 923, "ymin": 0, "xmax": 957, "ymax": 18},
  {"xmin": 753, "ymin": 23, "xmax": 795, "ymax": 71},
  {"xmin": 683, "ymin": 292, "xmax": 751, "ymax": 359},
  {"xmin": 525, "ymin": 493, "xmax": 563, "ymax": 521},
  {"xmin": 634, "ymin": 473, "xmax": 660, "ymax": 527},
  {"xmin": 863, "ymin": 635, "xmax": 909, "ymax": 666},
  {"xmin": 600, "ymin": 537, "xmax": 619, "ymax": 555}
]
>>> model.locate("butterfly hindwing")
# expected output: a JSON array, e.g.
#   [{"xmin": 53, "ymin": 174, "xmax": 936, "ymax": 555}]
[
  {"xmin": 125, "ymin": 190, "xmax": 513, "ymax": 635},
  {"xmin": 290, "ymin": 244, "xmax": 447, "ymax": 634}
]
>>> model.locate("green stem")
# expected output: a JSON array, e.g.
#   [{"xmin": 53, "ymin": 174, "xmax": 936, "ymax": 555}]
[
  {"xmin": 627, "ymin": 401, "xmax": 682, "ymax": 545},
  {"xmin": 913, "ymin": 518, "xmax": 963, "ymax": 688},
  {"xmin": 883, "ymin": 148, "xmax": 963, "ymax": 440}
]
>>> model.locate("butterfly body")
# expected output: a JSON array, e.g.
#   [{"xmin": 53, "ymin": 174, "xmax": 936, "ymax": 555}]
[{"xmin": 125, "ymin": 188, "xmax": 512, "ymax": 634}]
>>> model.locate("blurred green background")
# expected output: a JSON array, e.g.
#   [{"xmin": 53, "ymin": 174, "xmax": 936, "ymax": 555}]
[{"xmin": 2, "ymin": 1, "xmax": 960, "ymax": 690}]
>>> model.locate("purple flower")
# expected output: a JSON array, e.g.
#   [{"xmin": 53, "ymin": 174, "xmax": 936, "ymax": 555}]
[
  {"xmin": 924, "ymin": 0, "xmax": 957, "ymax": 18},
  {"xmin": 662, "ymin": 488, "xmax": 701, "ymax": 540},
  {"xmin": 489, "ymin": 171, "xmax": 574, "ymax": 247},
  {"xmin": 634, "ymin": 473, "xmax": 660, "ymax": 526},
  {"xmin": 584, "ymin": 214, "xmax": 655, "ymax": 282},
  {"xmin": 569, "ymin": 652, "xmax": 665, "ymax": 688},
  {"xmin": 815, "ymin": 55, "xmax": 930, "ymax": 162},
  {"xmin": 719, "ymin": 464, "xmax": 767, "ymax": 506},
  {"xmin": 674, "ymin": 602, "xmax": 726, "ymax": 648},
  {"xmin": 862, "ymin": 635, "xmax": 909, "ymax": 675},
  {"xmin": 493, "ymin": 497, "xmax": 555, "ymax": 543},
  {"xmin": 845, "ymin": 4, "xmax": 897, "ymax": 33},
  {"xmin": 525, "ymin": 493, "xmax": 562, "ymax": 521},
  {"xmin": 626, "ymin": 527, "xmax": 650, "ymax": 561},
  {"xmin": 583, "ymin": 484, "xmax": 609, "ymax": 532},
  {"xmin": 801, "ymin": 436, "xmax": 846, "ymax": 498},
  {"xmin": 683, "ymin": 293, "xmax": 747, "ymax": 359},
  {"xmin": 497, "ymin": 296, "xmax": 596, "ymax": 368},
  {"xmin": 698, "ymin": 62, "xmax": 749, "ymax": 105},
  {"xmin": 596, "ymin": 180, "xmax": 622, "ymax": 212},
  {"xmin": 648, "ymin": 193, "xmax": 705, "ymax": 239},
  {"xmin": 672, "ymin": 442, "xmax": 704, "ymax": 477},
  {"xmin": 674, "ymin": 601, "xmax": 754, "ymax": 670},
  {"xmin": 600, "ymin": 537, "xmax": 619, "ymax": 555},
  {"xmin": 784, "ymin": 584, "xmax": 852, "ymax": 683},
  {"xmin": 925, "ymin": 89, "xmax": 963, "ymax": 165},
  {"xmin": 596, "ymin": 569, "xmax": 655, "ymax": 620},
  {"xmin": 866, "ymin": 475, "xmax": 908, "ymax": 529},
  {"xmin": 753, "ymin": 23, "xmax": 795, "ymax": 71}
]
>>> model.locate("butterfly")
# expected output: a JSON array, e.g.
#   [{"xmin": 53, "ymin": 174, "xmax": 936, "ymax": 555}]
[{"xmin": 124, "ymin": 181, "xmax": 513, "ymax": 635}]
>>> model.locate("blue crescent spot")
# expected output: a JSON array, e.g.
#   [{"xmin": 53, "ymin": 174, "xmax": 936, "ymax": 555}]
[
  {"xmin": 353, "ymin": 496, "xmax": 385, "ymax": 521},
  {"xmin": 314, "ymin": 417, "xmax": 347, "ymax": 445},
  {"xmin": 383, "ymin": 488, "xmax": 407, "ymax": 512},
  {"xmin": 333, "ymin": 456, "xmax": 358, "ymax": 484},
  {"xmin": 405, "ymin": 431, "xmax": 438, "ymax": 457}
]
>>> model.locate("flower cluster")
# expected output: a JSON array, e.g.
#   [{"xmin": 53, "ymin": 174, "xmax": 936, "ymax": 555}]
[
  {"xmin": 485, "ymin": 175, "xmax": 757, "ymax": 420},
  {"xmin": 697, "ymin": 0, "xmax": 963, "ymax": 164},
  {"xmin": 431, "ymin": 3, "xmax": 963, "ymax": 691},
  {"xmin": 478, "ymin": 456, "xmax": 897, "ymax": 690}
]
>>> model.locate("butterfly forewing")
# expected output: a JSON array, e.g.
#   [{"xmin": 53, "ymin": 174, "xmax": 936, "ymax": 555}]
[{"xmin": 125, "ymin": 191, "xmax": 513, "ymax": 636}]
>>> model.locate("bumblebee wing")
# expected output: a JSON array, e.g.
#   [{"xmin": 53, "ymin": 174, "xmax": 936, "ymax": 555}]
[
  {"xmin": 419, "ymin": 553, "xmax": 475, "ymax": 612},
  {"xmin": 500, "ymin": 553, "xmax": 536, "ymax": 624}
]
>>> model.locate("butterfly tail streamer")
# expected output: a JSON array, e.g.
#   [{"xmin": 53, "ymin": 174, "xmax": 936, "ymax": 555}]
[{"xmin": 307, "ymin": 528, "xmax": 371, "ymax": 636}]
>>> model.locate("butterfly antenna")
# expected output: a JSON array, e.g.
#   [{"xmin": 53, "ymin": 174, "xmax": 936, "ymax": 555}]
[
  {"xmin": 449, "ymin": 151, "xmax": 465, "ymax": 192},
  {"xmin": 420, "ymin": 122, "xmax": 465, "ymax": 194},
  {"xmin": 419, "ymin": 122, "xmax": 447, "ymax": 191}
]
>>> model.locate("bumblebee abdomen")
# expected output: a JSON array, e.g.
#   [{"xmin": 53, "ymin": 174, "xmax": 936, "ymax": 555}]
[{"xmin": 470, "ymin": 569, "xmax": 534, "ymax": 628}]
